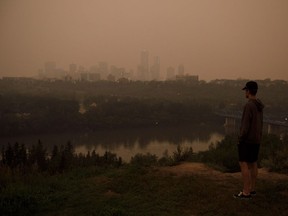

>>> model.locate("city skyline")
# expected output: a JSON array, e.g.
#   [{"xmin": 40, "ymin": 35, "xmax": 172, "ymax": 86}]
[
  {"xmin": 1, "ymin": 0, "xmax": 288, "ymax": 81},
  {"xmin": 39, "ymin": 50, "xmax": 186, "ymax": 81}
]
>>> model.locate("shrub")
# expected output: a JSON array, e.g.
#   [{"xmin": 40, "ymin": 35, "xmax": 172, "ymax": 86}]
[
  {"xmin": 259, "ymin": 134, "xmax": 288, "ymax": 172},
  {"xmin": 262, "ymin": 147, "xmax": 288, "ymax": 173},
  {"xmin": 130, "ymin": 153, "xmax": 158, "ymax": 167},
  {"xmin": 158, "ymin": 156, "xmax": 175, "ymax": 166},
  {"xmin": 0, "ymin": 189, "xmax": 38, "ymax": 216},
  {"xmin": 173, "ymin": 145, "xmax": 194, "ymax": 163},
  {"xmin": 198, "ymin": 135, "xmax": 239, "ymax": 172}
]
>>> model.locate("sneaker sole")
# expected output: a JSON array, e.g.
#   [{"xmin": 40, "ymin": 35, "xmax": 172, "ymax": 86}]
[{"xmin": 233, "ymin": 195, "xmax": 252, "ymax": 200}]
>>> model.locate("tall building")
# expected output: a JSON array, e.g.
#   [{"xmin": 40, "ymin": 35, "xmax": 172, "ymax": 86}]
[
  {"xmin": 89, "ymin": 65, "xmax": 98, "ymax": 73},
  {"xmin": 44, "ymin": 61, "xmax": 56, "ymax": 78},
  {"xmin": 150, "ymin": 56, "xmax": 160, "ymax": 80},
  {"xmin": 137, "ymin": 50, "xmax": 149, "ymax": 80},
  {"xmin": 69, "ymin": 64, "xmax": 77, "ymax": 73},
  {"xmin": 110, "ymin": 65, "xmax": 125, "ymax": 80},
  {"xmin": 166, "ymin": 66, "xmax": 175, "ymax": 80},
  {"xmin": 98, "ymin": 61, "xmax": 109, "ymax": 80},
  {"xmin": 178, "ymin": 64, "xmax": 185, "ymax": 76}
]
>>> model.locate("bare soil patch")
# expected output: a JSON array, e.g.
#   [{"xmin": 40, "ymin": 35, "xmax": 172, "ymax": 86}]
[{"xmin": 158, "ymin": 162, "xmax": 288, "ymax": 181}]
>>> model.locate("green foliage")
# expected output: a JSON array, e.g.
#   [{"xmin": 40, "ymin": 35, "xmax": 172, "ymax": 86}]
[
  {"xmin": 1, "ymin": 79, "xmax": 288, "ymax": 136},
  {"xmin": 1, "ymin": 142, "xmax": 122, "ymax": 175},
  {"xmin": 0, "ymin": 191, "xmax": 38, "ymax": 216},
  {"xmin": 262, "ymin": 148, "xmax": 288, "ymax": 173},
  {"xmin": 82, "ymin": 95, "xmax": 217, "ymax": 130},
  {"xmin": 172, "ymin": 145, "xmax": 194, "ymax": 163},
  {"xmin": 259, "ymin": 134, "xmax": 283, "ymax": 162},
  {"xmin": 197, "ymin": 135, "xmax": 239, "ymax": 172},
  {"xmin": 0, "ymin": 93, "xmax": 217, "ymax": 135},
  {"xmin": 196, "ymin": 134, "xmax": 288, "ymax": 173},
  {"xmin": 261, "ymin": 134, "xmax": 288, "ymax": 173},
  {"xmin": 0, "ymin": 94, "xmax": 80, "ymax": 136},
  {"xmin": 158, "ymin": 156, "xmax": 175, "ymax": 167},
  {"xmin": 129, "ymin": 145, "xmax": 194, "ymax": 168},
  {"xmin": 130, "ymin": 153, "xmax": 158, "ymax": 167},
  {"xmin": 28, "ymin": 140, "xmax": 48, "ymax": 171}
]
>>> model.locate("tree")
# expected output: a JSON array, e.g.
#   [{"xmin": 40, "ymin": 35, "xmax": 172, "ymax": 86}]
[
  {"xmin": 29, "ymin": 140, "xmax": 47, "ymax": 171},
  {"xmin": 5, "ymin": 143, "xmax": 14, "ymax": 167}
]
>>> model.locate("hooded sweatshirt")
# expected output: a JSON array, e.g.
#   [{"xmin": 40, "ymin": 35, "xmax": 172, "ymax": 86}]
[{"xmin": 239, "ymin": 99, "xmax": 264, "ymax": 145}]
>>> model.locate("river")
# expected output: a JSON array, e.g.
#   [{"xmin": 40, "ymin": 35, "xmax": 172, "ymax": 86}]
[{"xmin": 0, "ymin": 124, "xmax": 226, "ymax": 162}]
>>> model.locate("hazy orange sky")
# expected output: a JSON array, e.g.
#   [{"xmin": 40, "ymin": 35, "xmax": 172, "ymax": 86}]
[{"xmin": 0, "ymin": 0, "xmax": 287, "ymax": 81}]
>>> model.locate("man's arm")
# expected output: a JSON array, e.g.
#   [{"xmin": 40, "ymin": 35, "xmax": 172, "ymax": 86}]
[{"xmin": 239, "ymin": 104, "xmax": 252, "ymax": 143}]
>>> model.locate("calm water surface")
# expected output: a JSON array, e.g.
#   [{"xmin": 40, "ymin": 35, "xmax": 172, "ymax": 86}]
[{"xmin": 0, "ymin": 124, "xmax": 226, "ymax": 162}]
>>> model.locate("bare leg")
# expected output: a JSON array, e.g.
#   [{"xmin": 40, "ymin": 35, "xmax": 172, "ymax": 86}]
[
  {"xmin": 248, "ymin": 162, "xmax": 258, "ymax": 192},
  {"xmin": 239, "ymin": 162, "xmax": 251, "ymax": 195}
]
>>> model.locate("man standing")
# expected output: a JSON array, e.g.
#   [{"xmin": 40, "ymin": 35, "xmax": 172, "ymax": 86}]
[{"xmin": 234, "ymin": 81, "xmax": 264, "ymax": 199}]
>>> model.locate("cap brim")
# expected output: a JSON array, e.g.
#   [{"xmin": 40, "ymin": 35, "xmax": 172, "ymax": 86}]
[{"xmin": 242, "ymin": 87, "xmax": 247, "ymax": 90}]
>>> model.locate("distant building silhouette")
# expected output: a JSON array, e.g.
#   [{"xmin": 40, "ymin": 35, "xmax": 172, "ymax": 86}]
[
  {"xmin": 69, "ymin": 64, "xmax": 77, "ymax": 73},
  {"xmin": 44, "ymin": 61, "xmax": 56, "ymax": 78},
  {"xmin": 98, "ymin": 61, "xmax": 109, "ymax": 80},
  {"xmin": 137, "ymin": 50, "xmax": 149, "ymax": 80},
  {"xmin": 150, "ymin": 56, "xmax": 160, "ymax": 81},
  {"xmin": 39, "ymin": 52, "xmax": 188, "ymax": 82},
  {"xmin": 166, "ymin": 66, "xmax": 175, "ymax": 80},
  {"xmin": 178, "ymin": 64, "xmax": 185, "ymax": 76}
]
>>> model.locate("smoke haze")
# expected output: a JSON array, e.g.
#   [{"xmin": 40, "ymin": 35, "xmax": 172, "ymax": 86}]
[{"xmin": 0, "ymin": 0, "xmax": 288, "ymax": 81}]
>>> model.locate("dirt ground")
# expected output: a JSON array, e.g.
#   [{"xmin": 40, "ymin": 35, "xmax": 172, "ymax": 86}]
[{"xmin": 158, "ymin": 162, "xmax": 288, "ymax": 181}]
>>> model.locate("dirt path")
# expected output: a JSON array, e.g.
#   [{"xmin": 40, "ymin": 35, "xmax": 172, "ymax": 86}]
[{"xmin": 159, "ymin": 162, "xmax": 288, "ymax": 181}]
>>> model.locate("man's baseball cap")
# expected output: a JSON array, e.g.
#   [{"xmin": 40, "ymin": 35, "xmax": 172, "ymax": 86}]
[{"xmin": 242, "ymin": 81, "xmax": 258, "ymax": 90}]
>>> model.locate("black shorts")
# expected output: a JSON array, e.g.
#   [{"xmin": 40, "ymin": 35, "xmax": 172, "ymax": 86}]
[{"xmin": 238, "ymin": 143, "xmax": 260, "ymax": 163}]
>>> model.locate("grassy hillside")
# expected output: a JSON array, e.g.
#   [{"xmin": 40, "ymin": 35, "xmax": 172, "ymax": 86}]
[{"xmin": 1, "ymin": 164, "xmax": 288, "ymax": 216}]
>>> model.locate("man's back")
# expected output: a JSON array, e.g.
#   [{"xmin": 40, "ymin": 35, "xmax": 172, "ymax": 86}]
[{"xmin": 239, "ymin": 99, "xmax": 264, "ymax": 144}]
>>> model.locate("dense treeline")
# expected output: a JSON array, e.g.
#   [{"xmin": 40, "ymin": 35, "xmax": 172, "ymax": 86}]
[
  {"xmin": 0, "ymin": 94, "xmax": 219, "ymax": 136},
  {"xmin": 1, "ymin": 78, "xmax": 288, "ymax": 107},
  {"xmin": 0, "ymin": 141, "xmax": 122, "ymax": 175},
  {"xmin": 0, "ymin": 79, "xmax": 287, "ymax": 136},
  {"xmin": 83, "ymin": 96, "xmax": 218, "ymax": 128},
  {"xmin": 0, "ymin": 95, "xmax": 80, "ymax": 136}
]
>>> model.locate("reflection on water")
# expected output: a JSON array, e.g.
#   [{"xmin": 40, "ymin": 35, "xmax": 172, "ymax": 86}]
[
  {"xmin": 77, "ymin": 133, "xmax": 223, "ymax": 162},
  {"xmin": 0, "ymin": 124, "xmax": 225, "ymax": 162}
]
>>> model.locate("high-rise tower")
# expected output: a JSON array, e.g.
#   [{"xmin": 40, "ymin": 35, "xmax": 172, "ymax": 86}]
[
  {"xmin": 150, "ymin": 56, "xmax": 160, "ymax": 80},
  {"xmin": 178, "ymin": 64, "xmax": 185, "ymax": 76},
  {"xmin": 44, "ymin": 61, "xmax": 56, "ymax": 78},
  {"xmin": 137, "ymin": 50, "xmax": 149, "ymax": 80},
  {"xmin": 166, "ymin": 66, "xmax": 175, "ymax": 80}
]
